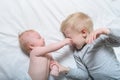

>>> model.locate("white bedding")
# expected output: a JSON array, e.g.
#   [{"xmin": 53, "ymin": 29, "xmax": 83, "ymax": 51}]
[{"xmin": 0, "ymin": 0, "xmax": 120, "ymax": 80}]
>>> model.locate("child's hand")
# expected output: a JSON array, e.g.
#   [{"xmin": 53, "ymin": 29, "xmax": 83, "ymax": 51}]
[
  {"xmin": 86, "ymin": 27, "xmax": 110, "ymax": 44},
  {"xmin": 52, "ymin": 61, "xmax": 70, "ymax": 74},
  {"xmin": 50, "ymin": 61, "xmax": 59, "ymax": 77}
]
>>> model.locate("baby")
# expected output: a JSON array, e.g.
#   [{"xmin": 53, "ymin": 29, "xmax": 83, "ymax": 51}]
[{"xmin": 19, "ymin": 29, "xmax": 71, "ymax": 80}]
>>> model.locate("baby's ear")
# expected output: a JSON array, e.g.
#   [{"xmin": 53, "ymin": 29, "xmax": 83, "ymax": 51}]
[{"xmin": 29, "ymin": 44, "xmax": 34, "ymax": 50}]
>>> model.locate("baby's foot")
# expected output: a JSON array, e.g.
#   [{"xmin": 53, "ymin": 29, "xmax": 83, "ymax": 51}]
[{"xmin": 50, "ymin": 64, "xmax": 59, "ymax": 77}]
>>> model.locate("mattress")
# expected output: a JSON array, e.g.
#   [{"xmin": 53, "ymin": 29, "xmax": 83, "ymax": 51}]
[{"xmin": 0, "ymin": 0, "xmax": 120, "ymax": 80}]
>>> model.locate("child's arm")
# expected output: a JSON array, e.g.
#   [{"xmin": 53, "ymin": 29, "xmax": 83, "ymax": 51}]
[
  {"xmin": 86, "ymin": 27, "xmax": 110, "ymax": 44},
  {"xmin": 31, "ymin": 38, "xmax": 72, "ymax": 56},
  {"xmin": 54, "ymin": 61, "xmax": 89, "ymax": 80},
  {"xmin": 86, "ymin": 27, "xmax": 120, "ymax": 47}
]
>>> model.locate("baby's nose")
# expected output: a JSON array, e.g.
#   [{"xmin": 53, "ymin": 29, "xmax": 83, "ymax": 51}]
[{"xmin": 41, "ymin": 37, "xmax": 44, "ymax": 40}]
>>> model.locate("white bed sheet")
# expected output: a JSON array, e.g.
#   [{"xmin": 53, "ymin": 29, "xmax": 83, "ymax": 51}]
[{"xmin": 0, "ymin": 0, "xmax": 120, "ymax": 80}]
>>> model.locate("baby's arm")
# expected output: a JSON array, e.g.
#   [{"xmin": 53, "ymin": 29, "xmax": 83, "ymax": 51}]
[{"xmin": 31, "ymin": 38, "xmax": 72, "ymax": 56}]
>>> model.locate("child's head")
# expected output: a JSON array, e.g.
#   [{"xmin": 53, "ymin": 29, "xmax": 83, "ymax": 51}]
[
  {"xmin": 61, "ymin": 12, "xmax": 93, "ymax": 49},
  {"xmin": 19, "ymin": 30, "xmax": 45, "ymax": 55}
]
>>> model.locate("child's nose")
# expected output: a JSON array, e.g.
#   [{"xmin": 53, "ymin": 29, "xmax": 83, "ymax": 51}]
[
  {"xmin": 72, "ymin": 43, "xmax": 76, "ymax": 47},
  {"xmin": 71, "ymin": 41, "xmax": 76, "ymax": 47}
]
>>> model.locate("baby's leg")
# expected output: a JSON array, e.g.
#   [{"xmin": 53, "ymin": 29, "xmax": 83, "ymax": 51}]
[
  {"xmin": 50, "ymin": 61, "xmax": 59, "ymax": 77},
  {"xmin": 28, "ymin": 57, "xmax": 50, "ymax": 80}
]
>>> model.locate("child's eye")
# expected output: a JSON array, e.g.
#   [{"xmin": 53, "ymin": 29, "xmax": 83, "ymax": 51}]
[{"xmin": 66, "ymin": 36, "xmax": 69, "ymax": 38}]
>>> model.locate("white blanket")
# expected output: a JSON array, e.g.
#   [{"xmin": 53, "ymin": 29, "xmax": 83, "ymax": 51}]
[{"xmin": 0, "ymin": 0, "xmax": 120, "ymax": 80}]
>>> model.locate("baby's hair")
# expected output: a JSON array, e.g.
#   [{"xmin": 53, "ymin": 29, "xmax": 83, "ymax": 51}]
[
  {"xmin": 19, "ymin": 30, "xmax": 35, "ymax": 38},
  {"xmin": 19, "ymin": 29, "xmax": 36, "ymax": 56},
  {"xmin": 61, "ymin": 12, "xmax": 93, "ymax": 34}
]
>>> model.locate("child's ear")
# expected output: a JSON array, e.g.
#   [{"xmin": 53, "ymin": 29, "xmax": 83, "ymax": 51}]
[{"xmin": 81, "ymin": 28, "xmax": 88, "ymax": 38}]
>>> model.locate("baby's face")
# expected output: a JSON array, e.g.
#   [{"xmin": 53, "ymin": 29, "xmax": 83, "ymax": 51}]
[
  {"xmin": 64, "ymin": 28, "xmax": 86, "ymax": 50},
  {"xmin": 23, "ymin": 31, "xmax": 45, "ymax": 48}
]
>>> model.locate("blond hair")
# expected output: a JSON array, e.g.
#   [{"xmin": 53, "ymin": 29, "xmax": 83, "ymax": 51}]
[
  {"xmin": 19, "ymin": 30, "xmax": 35, "ymax": 56},
  {"xmin": 61, "ymin": 12, "xmax": 93, "ymax": 34}
]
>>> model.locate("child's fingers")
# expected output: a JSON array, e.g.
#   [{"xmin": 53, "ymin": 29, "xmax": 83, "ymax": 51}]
[
  {"xmin": 87, "ymin": 31, "xmax": 98, "ymax": 44},
  {"xmin": 50, "ymin": 61, "xmax": 56, "ymax": 68},
  {"xmin": 50, "ymin": 60, "xmax": 55, "ymax": 64},
  {"xmin": 54, "ymin": 61, "xmax": 61, "ymax": 68},
  {"xmin": 88, "ymin": 33, "xmax": 94, "ymax": 44}
]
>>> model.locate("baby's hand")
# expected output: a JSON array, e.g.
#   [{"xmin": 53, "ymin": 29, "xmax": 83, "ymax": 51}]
[
  {"xmin": 64, "ymin": 38, "xmax": 73, "ymax": 45},
  {"xmin": 86, "ymin": 27, "xmax": 110, "ymax": 44}
]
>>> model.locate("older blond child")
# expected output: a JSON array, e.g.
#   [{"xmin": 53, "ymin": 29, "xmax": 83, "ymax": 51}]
[
  {"xmin": 53, "ymin": 12, "xmax": 120, "ymax": 80},
  {"xmin": 19, "ymin": 30, "xmax": 71, "ymax": 80}
]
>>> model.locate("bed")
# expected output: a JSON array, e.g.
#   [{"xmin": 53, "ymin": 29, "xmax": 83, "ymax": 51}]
[{"xmin": 0, "ymin": 0, "xmax": 120, "ymax": 80}]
